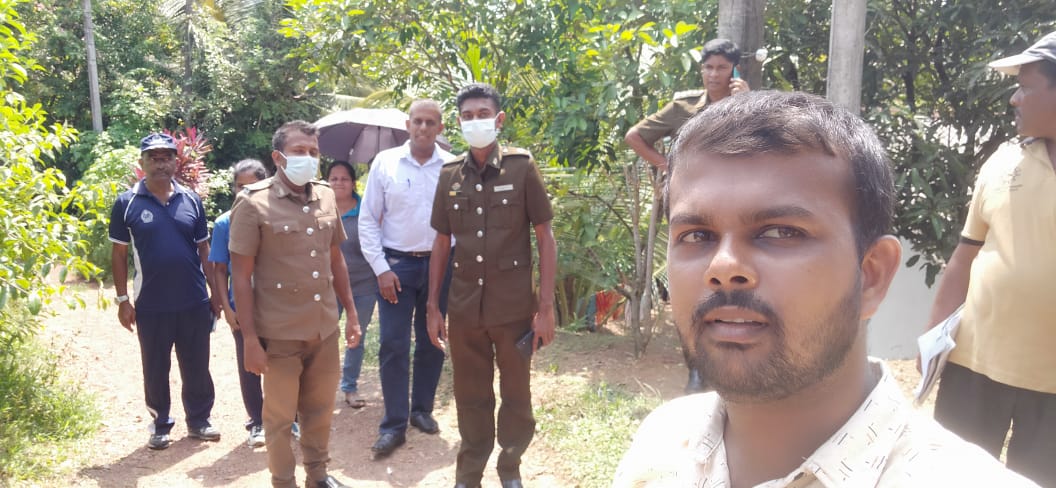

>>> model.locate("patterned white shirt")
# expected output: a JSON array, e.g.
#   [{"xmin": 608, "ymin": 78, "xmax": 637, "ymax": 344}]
[{"xmin": 613, "ymin": 359, "xmax": 1039, "ymax": 488}]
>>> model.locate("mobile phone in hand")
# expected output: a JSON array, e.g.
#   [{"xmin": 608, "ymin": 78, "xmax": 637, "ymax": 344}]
[
  {"xmin": 733, "ymin": 66, "xmax": 741, "ymax": 79},
  {"xmin": 515, "ymin": 329, "xmax": 543, "ymax": 359}
]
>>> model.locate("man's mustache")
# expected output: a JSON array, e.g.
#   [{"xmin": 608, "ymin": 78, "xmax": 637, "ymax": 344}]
[{"xmin": 690, "ymin": 290, "xmax": 782, "ymax": 329}]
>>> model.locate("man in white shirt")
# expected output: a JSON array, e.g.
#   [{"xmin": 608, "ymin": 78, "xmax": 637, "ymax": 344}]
[
  {"xmin": 359, "ymin": 99, "xmax": 454, "ymax": 458},
  {"xmin": 612, "ymin": 91, "xmax": 1037, "ymax": 487}
]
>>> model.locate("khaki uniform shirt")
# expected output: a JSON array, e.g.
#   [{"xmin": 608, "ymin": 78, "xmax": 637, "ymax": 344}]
[
  {"xmin": 612, "ymin": 359, "xmax": 1038, "ymax": 488},
  {"xmin": 228, "ymin": 176, "xmax": 345, "ymax": 341},
  {"xmin": 631, "ymin": 90, "xmax": 711, "ymax": 147},
  {"xmin": 953, "ymin": 140, "xmax": 1056, "ymax": 393},
  {"xmin": 431, "ymin": 145, "xmax": 553, "ymax": 328}
]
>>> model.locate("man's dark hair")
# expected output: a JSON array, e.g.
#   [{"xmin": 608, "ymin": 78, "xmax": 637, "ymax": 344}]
[
  {"xmin": 666, "ymin": 90, "xmax": 895, "ymax": 256},
  {"xmin": 702, "ymin": 38, "xmax": 741, "ymax": 66},
  {"xmin": 326, "ymin": 160, "xmax": 357, "ymax": 182},
  {"xmin": 232, "ymin": 158, "xmax": 267, "ymax": 182},
  {"xmin": 272, "ymin": 120, "xmax": 317, "ymax": 152},
  {"xmin": 456, "ymin": 83, "xmax": 502, "ymax": 112}
]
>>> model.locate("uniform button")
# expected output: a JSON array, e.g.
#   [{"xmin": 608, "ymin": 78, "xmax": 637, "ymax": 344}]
[
  {"xmin": 453, "ymin": 203, "xmax": 460, "ymax": 210},
  {"xmin": 502, "ymin": 198, "xmax": 508, "ymax": 205},
  {"xmin": 513, "ymin": 260, "xmax": 518, "ymax": 266},
  {"xmin": 478, "ymin": 278, "xmax": 484, "ymax": 286},
  {"xmin": 312, "ymin": 271, "xmax": 320, "ymax": 279},
  {"xmin": 476, "ymin": 255, "xmax": 484, "ymax": 263},
  {"xmin": 476, "ymin": 207, "xmax": 483, "ymax": 215},
  {"xmin": 313, "ymin": 294, "xmax": 321, "ymax": 301},
  {"xmin": 310, "ymin": 250, "xmax": 318, "ymax": 257},
  {"xmin": 283, "ymin": 225, "xmax": 289, "ymax": 232},
  {"xmin": 302, "ymin": 206, "xmax": 310, "ymax": 213},
  {"xmin": 276, "ymin": 283, "xmax": 283, "ymax": 289},
  {"xmin": 306, "ymin": 227, "xmax": 314, "ymax": 236},
  {"xmin": 453, "ymin": 262, "xmax": 460, "ymax": 268},
  {"xmin": 477, "ymin": 230, "xmax": 483, "ymax": 238},
  {"xmin": 475, "ymin": 184, "xmax": 482, "ymax": 191}
]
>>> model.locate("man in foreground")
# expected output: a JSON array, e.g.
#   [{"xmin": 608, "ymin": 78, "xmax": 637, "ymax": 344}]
[
  {"xmin": 613, "ymin": 91, "xmax": 1036, "ymax": 487},
  {"xmin": 109, "ymin": 132, "xmax": 221, "ymax": 450},
  {"xmin": 229, "ymin": 121, "xmax": 360, "ymax": 488},
  {"xmin": 926, "ymin": 31, "xmax": 1056, "ymax": 487},
  {"xmin": 427, "ymin": 83, "xmax": 557, "ymax": 488}
]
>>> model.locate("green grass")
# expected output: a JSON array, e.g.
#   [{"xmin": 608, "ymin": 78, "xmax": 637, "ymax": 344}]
[
  {"xmin": 534, "ymin": 380, "xmax": 661, "ymax": 488},
  {"xmin": 0, "ymin": 309, "xmax": 99, "ymax": 482}
]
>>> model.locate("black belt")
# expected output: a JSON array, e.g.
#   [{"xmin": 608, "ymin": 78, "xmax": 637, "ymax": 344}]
[{"xmin": 383, "ymin": 247, "xmax": 431, "ymax": 258}]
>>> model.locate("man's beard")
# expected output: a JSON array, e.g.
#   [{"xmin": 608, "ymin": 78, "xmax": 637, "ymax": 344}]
[{"xmin": 679, "ymin": 278, "xmax": 862, "ymax": 403}]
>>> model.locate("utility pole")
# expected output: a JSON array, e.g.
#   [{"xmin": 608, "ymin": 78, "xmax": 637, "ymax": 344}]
[
  {"xmin": 826, "ymin": 0, "xmax": 868, "ymax": 112},
  {"xmin": 82, "ymin": 0, "xmax": 103, "ymax": 132},
  {"xmin": 718, "ymin": 0, "xmax": 767, "ymax": 89}
]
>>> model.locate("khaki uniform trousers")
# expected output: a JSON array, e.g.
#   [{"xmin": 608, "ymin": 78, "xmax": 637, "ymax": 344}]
[
  {"xmin": 449, "ymin": 319, "xmax": 536, "ymax": 484},
  {"xmin": 262, "ymin": 330, "xmax": 341, "ymax": 488}
]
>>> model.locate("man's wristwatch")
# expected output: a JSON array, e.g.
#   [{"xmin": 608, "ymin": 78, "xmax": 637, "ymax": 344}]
[{"xmin": 115, "ymin": 295, "xmax": 130, "ymax": 305}]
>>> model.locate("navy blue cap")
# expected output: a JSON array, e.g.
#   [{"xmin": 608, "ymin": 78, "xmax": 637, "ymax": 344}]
[{"xmin": 140, "ymin": 133, "xmax": 178, "ymax": 153}]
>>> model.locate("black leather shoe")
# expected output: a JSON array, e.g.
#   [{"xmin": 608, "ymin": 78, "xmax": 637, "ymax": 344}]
[
  {"xmin": 371, "ymin": 432, "xmax": 406, "ymax": 458},
  {"xmin": 308, "ymin": 475, "xmax": 349, "ymax": 488},
  {"xmin": 684, "ymin": 368, "xmax": 706, "ymax": 394},
  {"xmin": 409, "ymin": 412, "xmax": 440, "ymax": 434},
  {"xmin": 453, "ymin": 483, "xmax": 481, "ymax": 488},
  {"xmin": 500, "ymin": 479, "xmax": 524, "ymax": 488},
  {"xmin": 147, "ymin": 433, "xmax": 171, "ymax": 450}
]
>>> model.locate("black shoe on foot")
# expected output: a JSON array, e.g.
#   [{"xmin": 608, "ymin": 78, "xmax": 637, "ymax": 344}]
[
  {"xmin": 309, "ymin": 475, "xmax": 349, "ymax": 488},
  {"xmin": 453, "ymin": 483, "xmax": 481, "ymax": 488},
  {"xmin": 147, "ymin": 433, "xmax": 172, "ymax": 450},
  {"xmin": 409, "ymin": 412, "xmax": 440, "ymax": 434},
  {"xmin": 188, "ymin": 424, "xmax": 221, "ymax": 441},
  {"xmin": 371, "ymin": 432, "xmax": 406, "ymax": 458},
  {"xmin": 500, "ymin": 479, "xmax": 524, "ymax": 488}
]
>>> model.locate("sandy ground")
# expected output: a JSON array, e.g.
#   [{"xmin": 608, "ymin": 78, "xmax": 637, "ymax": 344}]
[{"xmin": 30, "ymin": 282, "xmax": 927, "ymax": 487}]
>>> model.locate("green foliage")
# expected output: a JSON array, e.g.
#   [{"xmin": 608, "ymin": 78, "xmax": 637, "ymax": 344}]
[
  {"xmin": 76, "ymin": 138, "xmax": 139, "ymax": 279},
  {"xmin": 535, "ymin": 380, "xmax": 659, "ymax": 487},
  {"xmin": 0, "ymin": 305, "xmax": 99, "ymax": 482}
]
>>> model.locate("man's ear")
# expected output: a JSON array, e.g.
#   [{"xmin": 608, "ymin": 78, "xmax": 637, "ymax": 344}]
[
  {"xmin": 858, "ymin": 235, "xmax": 902, "ymax": 321},
  {"xmin": 271, "ymin": 150, "xmax": 285, "ymax": 169},
  {"xmin": 495, "ymin": 111, "xmax": 506, "ymax": 129}
]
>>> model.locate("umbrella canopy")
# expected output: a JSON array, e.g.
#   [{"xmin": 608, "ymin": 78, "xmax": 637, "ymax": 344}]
[{"xmin": 315, "ymin": 108, "xmax": 410, "ymax": 163}]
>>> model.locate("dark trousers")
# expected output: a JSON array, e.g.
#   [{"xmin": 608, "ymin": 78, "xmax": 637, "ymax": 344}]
[
  {"xmin": 935, "ymin": 362, "xmax": 1056, "ymax": 486},
  {"xmin": 135, "ymin": 301, "xmax": 215, "ymax": 434},
  {"xmin": 376, "ymin": 252, "xmax": 449, "ymax": 434},
  {"xmin": 449, "ymin": 319, "xmax": 535, "ymax": 484},
  {"xmin": 232, "ymin": 328, "xmax": 264, "ymax": 428}
]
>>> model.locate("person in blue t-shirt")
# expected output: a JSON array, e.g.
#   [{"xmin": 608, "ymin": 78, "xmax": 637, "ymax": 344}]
[
  {"xmin": 208, "ymin": 158, "xmax": 269, "ymax": 447},
  {"xmin": 108, "ymin": 132, "xmax": 223, "ymax": 451}
]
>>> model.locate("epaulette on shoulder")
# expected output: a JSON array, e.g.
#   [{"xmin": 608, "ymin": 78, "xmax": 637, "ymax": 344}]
[
  {"xmin": 444, "ymin": 153, "xmax": 467, "ymax": 166},
  {"xmin": 243, "ymin": 179, "xmax": 273, "ymax": 193},
  {"xmin": 312, "ymin": 179, "xmax": 331, "ymax": 187},
  {"xmin": 673, "ymin": 89, "xmax": 705, "ymax": 100},
  {"xmin": 501, "ymin": 146, "xmax": 533, "ymax": 159}
]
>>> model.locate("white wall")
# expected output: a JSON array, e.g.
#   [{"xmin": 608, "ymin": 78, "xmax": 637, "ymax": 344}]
[{"xmin": 867, "ymin": 252, "xmax": 940, "ymax": 359}]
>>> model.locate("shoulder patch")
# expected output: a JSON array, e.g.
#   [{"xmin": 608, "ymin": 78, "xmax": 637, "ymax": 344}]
[
  {"xmin": 501, "ymin": 146, "xmax": 533, "ymax": 159},
  {"xmin": 673, "ymin": 89, "xmax": 705, "ymax": 100},
  {"xmin": 244, "ymin": 178, "xmax": 273, "ymax": 192},
  {"xmin": 444, "ymin": 153, "xmax": 468, "ymax": 166}
]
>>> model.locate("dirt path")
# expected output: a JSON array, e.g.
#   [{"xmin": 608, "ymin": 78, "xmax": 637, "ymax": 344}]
[
  {"xmin": 37, "ymin": 284, "xmax": 693, "ymax": 487},
  {"xmin": 36, "ymin": 283, "xmax": 926, "ymax": 487}
]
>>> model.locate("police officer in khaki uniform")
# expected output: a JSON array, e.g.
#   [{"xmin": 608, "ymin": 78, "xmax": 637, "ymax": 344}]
[
  {"xmin": 624, "ymin": 38, "xmax": 748, "ymax": 394},
  {"xmin": 625, "ymin": 38, "xmax": 749, "ymax": 171},
  {"xmin": 426, "ymin": 83, "xmax": 557, "ymax": 488},
  {"xmin": 229, "ymin": 120, "xmax": 360, "ymax": 488}
]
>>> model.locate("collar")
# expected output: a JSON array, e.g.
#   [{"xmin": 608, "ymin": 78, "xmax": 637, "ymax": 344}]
[
  {"xmin": 693, "ymin": 89, "xmax": 713, "ymax": 111},
  {"xmin": 465, "ymin": 144, "xmax": 504, "ymax": 172},
  {"xmin": 133, "ymin": 179, "xmax": 188, "ymax": 197},
  {"xmin": 270, "ymin": 175, "xmax": 319, "ymax": 203},
  {"xmin": 342, "ymin": 192, "xmax": 361, "ymax": 219},
  {"xmin": 693, "ymin": 359, "xmax": 908, "ymax": 487},
  {"xmin": 398, "ymin": 141, "xmax": 448, "ymax": 167}
]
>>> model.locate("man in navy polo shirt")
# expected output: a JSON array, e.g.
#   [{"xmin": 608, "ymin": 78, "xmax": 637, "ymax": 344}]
[{"xmin": 109, "ymin": 132, "xmax": 223, "ymax": 451}]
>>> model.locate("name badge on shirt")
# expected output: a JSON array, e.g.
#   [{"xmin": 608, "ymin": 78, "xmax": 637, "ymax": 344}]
[{"xmin": 494, "ymin": 184, "xmax": 514, "ymax": 192}]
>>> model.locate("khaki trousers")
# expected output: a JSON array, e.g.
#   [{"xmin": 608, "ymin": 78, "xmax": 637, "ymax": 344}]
[
  {"xmin": 449, "ymin": 319, "xmax": 536, "ymax": 484},
  {"xmin": 262, "ymin": 330, "xmax": 341, "ymax": 488}
]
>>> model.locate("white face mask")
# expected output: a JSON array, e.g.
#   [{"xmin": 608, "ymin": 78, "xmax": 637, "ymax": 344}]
[
  {"xmin": 461, "ymin": 118, "xmax": 498, "ymax": 149},
  {"xmin": 279, "ymin": 152, "xmax": 319, "ymax": 186}
]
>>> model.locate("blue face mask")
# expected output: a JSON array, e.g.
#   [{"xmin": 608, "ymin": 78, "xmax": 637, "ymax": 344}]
[{"xmin": 279, "ymin": 152, "xmax": 319, "ymax": 186}]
